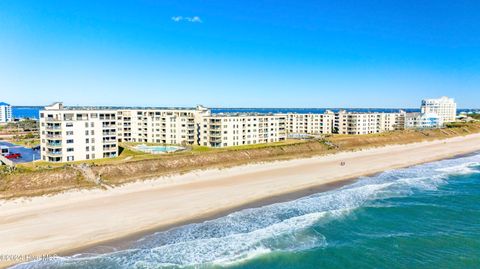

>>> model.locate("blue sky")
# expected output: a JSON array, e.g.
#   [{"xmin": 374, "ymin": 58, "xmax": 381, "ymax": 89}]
[{"xmin": 1, "ymin": 0, "xmax": 479, "ymax": 108}]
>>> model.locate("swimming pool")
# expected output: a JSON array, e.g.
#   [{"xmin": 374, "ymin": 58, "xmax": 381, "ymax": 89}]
[{"xmin": 133, "ymin": 144, "xmax": 185, "ymax": 154}]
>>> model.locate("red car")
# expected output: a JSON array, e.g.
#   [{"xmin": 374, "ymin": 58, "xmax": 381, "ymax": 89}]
[{"xmin": 5, "ymin": 153, "xmax": 21, "ymax": 159}]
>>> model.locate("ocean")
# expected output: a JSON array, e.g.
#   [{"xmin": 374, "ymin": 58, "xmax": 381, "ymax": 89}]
[
  {"xmin": 13, "ymin": 152, "xmax": 480, "ymax": 268},
  {"xmin": 14, "ymin": 107, "xmax": 420, "ymax": 120},
  {"xmin": 11, "ymin": 106, "xmax": 479, "ymax": 120},
  {"xmin": 12, "ymin": 107, "xmax": 43, "ymax": 119}
]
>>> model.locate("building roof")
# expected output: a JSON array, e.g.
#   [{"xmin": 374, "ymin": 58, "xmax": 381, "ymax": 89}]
[
  {"xmin": 0, "ymin": 102, "xmax": 10, "ymax": 106},
  {"xmin": 43, "ymin": 102, "xmax": 201, "ymax": 111},
  {"xmin": 208, "ymin": 112, "xmax": 278, "ymax": 117},
  {"xmin": 422, "ymin": 96, "xmax": 455, "ymax": 103}
]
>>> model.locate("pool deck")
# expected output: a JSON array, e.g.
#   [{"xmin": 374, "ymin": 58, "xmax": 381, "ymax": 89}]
[{"xmin": 134, "ymin": 145, "xmax": 186, "ymax": 154}]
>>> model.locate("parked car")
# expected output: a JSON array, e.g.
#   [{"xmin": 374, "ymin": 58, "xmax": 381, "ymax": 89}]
[
  {"xmin": 0, "ymin": 146, "xmax": 9, "ymax": 156},
  {"xmin": 5, "ymin": 153, "xmax": 21, "ymax": 159}
]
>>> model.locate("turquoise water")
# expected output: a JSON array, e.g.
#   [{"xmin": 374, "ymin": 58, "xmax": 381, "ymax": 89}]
[
  {"xmin": 134, "ymin": 145, "xmax": 184, "ymax": 154},
  {"xmin": 13, "ymin": 153, "xmax": 480, "ymax": 269}
]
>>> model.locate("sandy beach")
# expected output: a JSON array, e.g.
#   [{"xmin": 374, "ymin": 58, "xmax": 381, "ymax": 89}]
[{"xmin": 1, "ymin": 133, "xmax": 480, "ymax": 267}]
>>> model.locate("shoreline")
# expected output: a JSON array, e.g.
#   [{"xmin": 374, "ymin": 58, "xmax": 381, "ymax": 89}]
[
  {"xmin": 66, "ymin": 175, "xmax": 364, "ymax": 256},
  {"xmin": 2, "ymin": 133, "xmax": 480, "ymax": 268},
  {"xmin": 74, "ymin": 149, "xmax": 480, "ymax": 256}
]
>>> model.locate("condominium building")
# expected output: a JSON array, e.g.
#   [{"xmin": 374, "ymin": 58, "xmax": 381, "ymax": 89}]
[
  {"xmin": 116, "ymin": 106, "xmax": 209, "ymax": 145},
  {"xmin": 199, "ymin": 114, "xmax": 286, "ymax": 147},
  {"xmin": 334, "ymin": 111, "xmax": 405, "ymax": 135},
  {"xmin": 39, "ymin": 103, "xmax": 288, "ymax": 161},
  {"xmin": 284, "ymin": 111, "xmax": 335, "ymax": 135},
  {"xmin": 379, "ymin": 111, "xmax": 406, "ymax": 132},
  {"xmin": 38, "ymin": 97, "xmax": 455, "ymax": 163},
  {"xmin": 39, "ymin": 103, "xmax": 118, "ymax": 162},
  {"xmin": 0, "ymin": 102, "xmax": 12, "ymax": 123},
  {"xmin": 421, "ymin": 96, "xmax": 457, "ymax": 123},
  {"xmin": 335, "ymin": 111, "xmax": 380, "ymax": 135}
]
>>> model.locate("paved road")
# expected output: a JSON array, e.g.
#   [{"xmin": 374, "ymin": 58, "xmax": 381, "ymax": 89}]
[{"xmin": 0, "ymin": 141, "xmax": 41, "ymax": 164}]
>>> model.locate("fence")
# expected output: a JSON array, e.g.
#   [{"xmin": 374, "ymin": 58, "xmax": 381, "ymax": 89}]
[{"xmin": 0, "ymin": 155, "xmax": 15, "ymax": 167}]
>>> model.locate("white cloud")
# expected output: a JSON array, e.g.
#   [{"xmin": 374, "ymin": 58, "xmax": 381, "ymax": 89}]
[
  {"xmin": 186, "ymin": 16, "xmax": 202, "ymax": 23},
  {"xmin": 171, "ymin": 16, "xmax": 183, "ymax": 22},
  {"xmin": 171, "ymin": 16, "xmax": 202, "ymax": 23}
]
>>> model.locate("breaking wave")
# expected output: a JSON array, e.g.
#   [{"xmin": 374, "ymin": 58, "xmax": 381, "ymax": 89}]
[{"xmin": 12, "ymin": 153, "xmax": 480, "ymax": 269}]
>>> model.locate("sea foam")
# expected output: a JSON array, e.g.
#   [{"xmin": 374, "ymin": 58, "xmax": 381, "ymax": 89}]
[{"xmin": 12, "ymin": 153, "xmax": 480, "ymax": 269}]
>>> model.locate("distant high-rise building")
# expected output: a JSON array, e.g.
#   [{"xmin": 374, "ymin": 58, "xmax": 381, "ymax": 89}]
[
  {"xmin": 0, "ymin": 102, "xmax": 12, "ymax": 123},
  {"xmin": 421, "ymin": 96, "xmax": 457, "ymax": 123}
]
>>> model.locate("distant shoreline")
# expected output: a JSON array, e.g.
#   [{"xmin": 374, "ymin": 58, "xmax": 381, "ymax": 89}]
[{"xmin": 1, "ymin": 133, "xmax": 480, "ymax": 268}]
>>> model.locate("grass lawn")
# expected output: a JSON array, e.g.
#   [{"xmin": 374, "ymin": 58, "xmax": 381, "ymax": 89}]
[{"xmin": 8, "ymin": 138, "xmax": 40, "ymax": 148}]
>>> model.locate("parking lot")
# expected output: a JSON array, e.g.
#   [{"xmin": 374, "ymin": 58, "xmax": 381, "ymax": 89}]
[{"xmin": 0, "ymin": 141, "xmax": 41, "ymax": 164}]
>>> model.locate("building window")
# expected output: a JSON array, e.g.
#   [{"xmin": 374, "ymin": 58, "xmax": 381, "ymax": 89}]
[
  {"xmin": 67, "ymin": 148, "xmax": 74, "ymax": 152},
  {"xmin": 64, "ymin": 113, "xmax": 74, "ymax": 121},
  {"xmin": 67, "ymin": 139, "xmax": 74, "ymax": 144}
]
